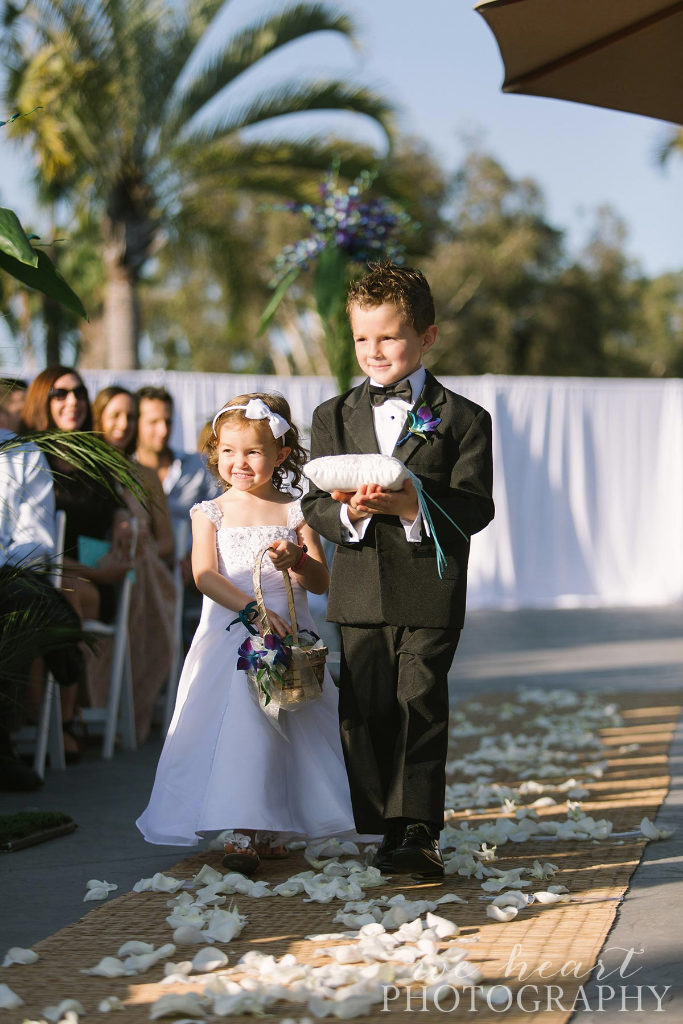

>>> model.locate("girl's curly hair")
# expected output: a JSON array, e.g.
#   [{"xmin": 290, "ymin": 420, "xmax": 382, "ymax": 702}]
[{"xmin": 203, "ymin": 393, "xmax": 307, "ymax": 494}]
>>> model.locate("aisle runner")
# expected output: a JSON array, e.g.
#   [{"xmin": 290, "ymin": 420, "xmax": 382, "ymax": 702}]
[{"xmin": 3, "ymin": 692, "xmax": 679, "ymax": 1024}]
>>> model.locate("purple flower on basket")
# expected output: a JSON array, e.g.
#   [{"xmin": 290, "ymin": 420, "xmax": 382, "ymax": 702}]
[
  {"xmin": 262, "ymin": 632, "xmax": 291, "ymax": 669},
  {"xmin": 236, "ymin": 636, "xmax": 262, "ymax": 673},
  {"xmin": 237, "ymin": 633, "xmax": 291, "ymax": 674},
  {"xmin": 396, "ymin": 403, "xmax": 441, "ymax": 446}
]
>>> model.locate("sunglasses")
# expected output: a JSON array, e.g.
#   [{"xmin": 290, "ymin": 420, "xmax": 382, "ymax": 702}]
[{"xmin": 48, "ymin": 385, "xmax": 89, "ymax": 402}]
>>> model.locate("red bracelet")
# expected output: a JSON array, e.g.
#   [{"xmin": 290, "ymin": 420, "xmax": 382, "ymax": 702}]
[{"xmin": 291, "ymin": 544, "xmax": 308, "ymax": 571}]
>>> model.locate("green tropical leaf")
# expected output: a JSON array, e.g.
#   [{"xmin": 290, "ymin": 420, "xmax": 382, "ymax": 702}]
[
  {"xmin": 182, "ymin": 79, "xmax": 393, "ymax": 146},
  {"xmin": 0, "ymin": 247, "xmax": 87, "ymax": 319},
  {"xmin": 258, "ymin": 265, "xmax": 301, "ymax": 335},
  {"xmin": 1, "ymin": 431, "xmax": 148, "ymax": 506},
  {"xmin": 162, "ymin": 3, "xmax": 357, "ymax": 140},
  {"xmin": 0, "ymin": 207, "xmax": 39, "ymax": 267}
]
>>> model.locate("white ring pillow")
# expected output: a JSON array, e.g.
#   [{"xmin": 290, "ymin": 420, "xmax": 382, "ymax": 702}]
[{"xmin": 303, "ymin": 454, "xmax": 409, "ymax": 493}]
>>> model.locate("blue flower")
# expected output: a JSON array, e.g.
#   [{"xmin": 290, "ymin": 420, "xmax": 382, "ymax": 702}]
[{"xmin": 395, "ymin": 403, "xmax": 442, "ymax": 446}]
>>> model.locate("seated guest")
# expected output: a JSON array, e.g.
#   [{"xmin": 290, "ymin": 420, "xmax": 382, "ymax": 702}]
[
  {"xmin": 0, "ymin": 378, "xmax": 28, "ymax": 433},
  {"xmin": 93, "ymin": 386, "xmax": 176, "ymax": 742},
  {"xmin": 134, "ymin": 386, "xmax": 218, "ymax": 527},
  {"xmin": 135, "ymin": 386, "xmax": 218, "ymax": 645},
  {"xmin": 20, "ymin": 367, "xmax": 133, "ymax": 757},
  {"xmin": 0, "ymin": 424, "xmax": 83, "ymax": 788}
]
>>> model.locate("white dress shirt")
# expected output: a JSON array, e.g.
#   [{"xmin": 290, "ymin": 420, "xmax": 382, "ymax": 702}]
[
  {"xmin": 0, "ymin": 428, "xmax": 56, "ymax": 568},
  {"xmin": 341, "ymin": 366, "xmax": 426, "ymax": 544}
]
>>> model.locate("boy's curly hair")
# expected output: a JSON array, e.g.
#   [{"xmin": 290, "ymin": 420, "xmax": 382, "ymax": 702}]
[
  {"xmin": 346, "ymin": 259, "xmax": 435, "ymax": 333},
  {"xmin": 203, "ymin": 393, "xmax": 307, "ymax": 494}
]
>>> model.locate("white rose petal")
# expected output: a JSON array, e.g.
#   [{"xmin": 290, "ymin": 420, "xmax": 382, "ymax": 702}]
[
  {"xmin": 98, "ymin": 996, "xmax": 125, "ymax": 1012},
  {"xmin": 133, "ymin": 872, "xmax": 184, "ymax": 893},
  {"xmin": 43, "ymin": 999, "xmax": 85, "ymax": 1022},
  {"xmin": 425, "ymin": 912, "xmax": 459, "ymax": 939},
  {"xmin": 492, "ymin": 891, "xmax": 531, "ymax": 909},
  {"xmin": 191, "ymin": 948, "xmax": 229, "ymax": 973},
  {"xmin": 0, "ymin": 983, "xmax": 24, "ymax": 1008},
  {"xmin": 149, "ymin": 992, "xmax": 207, "ymax": 1019},
  {"xmin": 192, "ymin": 864, "xmax": 223, "ymax": 887},
  {"xmin": 86, "ymin": 878, "xmax": 118, "ymax": 892},
  {"xmin": 640, "ymin": 817, "xmax": 674, "ymax": 841},
  {"xmin": 533, "ymin": 890, "xmax": 571, "ymax": 904},
  {"xmin": 173, "ymin": 926, "xmax": 209, "ymax": 946},
  {"xmin": 82, "ymin": 956, "xmax": 127, "ymax": 978},
  {"xmin": 84, "ymin": 884, "xmax": 118, "ymax": 902},
  {"xmin": 486, "ymin": 904, "xmax": 518, "ymax": 922},
  {"xmin": 2, "ymin": 946, "xmax": 39, "ymax": 966},
  {"xmin": 117, "ymin": 940, "xmax": 155, "ymax": 957}
]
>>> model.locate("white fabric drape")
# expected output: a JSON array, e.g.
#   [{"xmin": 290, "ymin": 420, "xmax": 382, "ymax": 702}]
[{"xmin": 77, "ymin": 370, "xmax": 683, "ymax": 610}]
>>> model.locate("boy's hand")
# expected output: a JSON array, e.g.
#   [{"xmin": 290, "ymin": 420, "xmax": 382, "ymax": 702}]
[
  {"xmin": 331, "ymin": 483, "xmax": 376, "ymax": 521},
  {"xmin": 355, "ymin": 479, "xmax": 419, "ymax": 520}
]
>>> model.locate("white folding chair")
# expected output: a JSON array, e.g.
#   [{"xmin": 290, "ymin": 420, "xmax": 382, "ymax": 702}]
[
  {"xmin": 80, "ymin": 519, "xmax": 138, "ymax": 759},
  {"xmin": 32, "ymin": 509, "xmax": 68, "ymax": 777},
  {"xmin": 161, "ymin": 519, "xmax": 189, "ymax": 736}
]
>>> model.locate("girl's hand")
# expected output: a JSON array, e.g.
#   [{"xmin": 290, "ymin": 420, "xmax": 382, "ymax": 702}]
[
  {"xmin": 267, "ymin": 539, "xmax": 303, "ymax": 571},
  {"xmin": 263, "ymin": 607, "xmax": 291, "ymax": 637}
]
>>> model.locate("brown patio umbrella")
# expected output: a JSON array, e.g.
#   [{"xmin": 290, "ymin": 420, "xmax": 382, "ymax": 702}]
[{"xmin": 475, "ymin": 0, "xmax": 683, "ymax": 125}]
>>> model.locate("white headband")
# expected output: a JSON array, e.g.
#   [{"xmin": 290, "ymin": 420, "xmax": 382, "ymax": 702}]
[{"xmin": 212, "ymin": 397, "xmax": 291, "ymax": 440}]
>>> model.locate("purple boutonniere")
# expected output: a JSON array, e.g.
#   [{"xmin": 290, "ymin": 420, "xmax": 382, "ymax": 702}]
[{"xmin": 395, "ymin": 402, "xmax": 441, "ymax": 446}]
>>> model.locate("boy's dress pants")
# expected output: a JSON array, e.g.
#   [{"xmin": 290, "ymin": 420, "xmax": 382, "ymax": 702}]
[{"xmin": 338, "ymin": 622, "xmax": 461, "ymax": 835}]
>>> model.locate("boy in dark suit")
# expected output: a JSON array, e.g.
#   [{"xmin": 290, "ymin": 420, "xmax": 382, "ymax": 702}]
[{"xmin": 301, "ymin": 262, "xmax": 494, "ymax": 878}]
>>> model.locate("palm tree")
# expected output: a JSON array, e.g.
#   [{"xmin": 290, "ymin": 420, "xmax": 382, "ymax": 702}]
[{"xmin": 3, "ymin": 0, "xmax": 392, "ymax": 368}]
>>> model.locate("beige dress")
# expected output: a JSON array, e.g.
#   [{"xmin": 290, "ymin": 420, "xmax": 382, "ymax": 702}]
[{"xmin": 86, "ymin": 465, "xmax": 176, "ymax": 743}]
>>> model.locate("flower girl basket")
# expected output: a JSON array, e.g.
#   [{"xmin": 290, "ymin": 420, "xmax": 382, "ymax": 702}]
[{"xmin": 249, "ymin": 544, "xmax": 328, "ymax": 714}]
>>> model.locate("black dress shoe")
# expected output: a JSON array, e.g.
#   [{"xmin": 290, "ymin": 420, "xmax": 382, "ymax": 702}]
[
  {"xmin": 392, "ymin": 822, "xmax": 444, "ymax": 879},
  {"xmin": 371, "ymin": 823, "xmax": 403, "ymax": 874}
]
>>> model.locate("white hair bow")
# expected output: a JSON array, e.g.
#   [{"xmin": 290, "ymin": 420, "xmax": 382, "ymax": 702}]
[{"xmin": 212, "ymin": 397, "xmax": 291, "ymax": 439}]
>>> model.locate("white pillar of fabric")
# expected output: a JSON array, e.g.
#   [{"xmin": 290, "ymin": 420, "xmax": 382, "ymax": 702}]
[{"xmin": 75, "ymin": 370, "xmax": 683, "ymax": 610}]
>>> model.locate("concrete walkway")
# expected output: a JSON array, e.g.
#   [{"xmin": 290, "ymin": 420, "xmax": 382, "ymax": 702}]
[{"xmin": 1, "ymin": 605, "xmax": 681, "ymax": 1021}]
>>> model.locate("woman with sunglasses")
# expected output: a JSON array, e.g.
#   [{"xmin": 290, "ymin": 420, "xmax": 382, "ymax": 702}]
[
  {"xmin": 21, "ymin": 367, "xmax": 134, "ymax": 758},
  {"xmin": 92, "ymin": 385, "xmax": 176, "ymax": 742}
]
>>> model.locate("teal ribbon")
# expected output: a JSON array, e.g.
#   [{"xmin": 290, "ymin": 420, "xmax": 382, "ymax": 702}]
[
  {"xmin": 404, "ymin": 468, "xmax": 469, "ymax": 579},
  {"xmin": 226, "ymin": 600, "xmax": 260, "ymax": 635}
]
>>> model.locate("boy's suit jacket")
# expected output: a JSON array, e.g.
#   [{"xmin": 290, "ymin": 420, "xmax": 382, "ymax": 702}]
[{"xmin": 301, "ymin": 371, "xmax": 494, "ymax": 630}]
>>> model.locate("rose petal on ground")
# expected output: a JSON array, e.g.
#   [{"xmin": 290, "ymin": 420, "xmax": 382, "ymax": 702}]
[
  {"xmin": 82, "ymin": 957, "xmax": 127, "ymax": 978},
  {"xmin": 191, "ymin": 948, "xmax": 229, "ymax": 973},
  {"xmin": 2, "ymin": 946, "xmax": 39, "ymax": 966},
  {"xmin": 98, "ymin": 996, "xmax": 125, "ymax": 1012},
  {"xmin": 0, "ymin": 983, "xmax": 24, "ymax": 1008},
  {"xmin": 486, "ymin": 904, "xmax": 518, "ymax": 922},
  {"xmin": 149, "ymin": 992, "xmax": 207, "ymax": 1019},
  {"xmin": 43, "ymin": 999, "xmax": 85, "ymax": 1021}
]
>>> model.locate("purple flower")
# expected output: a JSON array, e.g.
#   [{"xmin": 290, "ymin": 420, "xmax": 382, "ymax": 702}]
[
  {"xmin": 269, "ymin": 167, "xmax": 415, "ymax": 288},
  {"xmin": 236, "ymin": 636, "xmax": 261, "ymax": 672},
  {"xmin": 395, "ymin": 403, "xmax": 442, "ymax": 446}
]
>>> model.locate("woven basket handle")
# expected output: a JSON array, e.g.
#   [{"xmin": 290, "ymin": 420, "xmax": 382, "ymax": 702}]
[{"xmin": 252, "ymin": 543, "xmax": 299, "ymax": 642}]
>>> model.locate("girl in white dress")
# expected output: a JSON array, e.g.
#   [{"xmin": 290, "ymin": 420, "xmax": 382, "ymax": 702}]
[{"xmin": 136, "ymin": 394, "xmax": 358, "ymax": 872}]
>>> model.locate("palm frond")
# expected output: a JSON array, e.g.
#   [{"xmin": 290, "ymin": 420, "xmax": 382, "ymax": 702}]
[
  {"xmin": 162, "ymin": 2, "xmax": 357, "ymax": 141},
  {"xmin": 178, "ymin": 135, "xmax": 379, "ymax": 199},
  {"xmin": 1, "ymin": 432, "xmax": 148, "ymax": 506},
  {"xmin": 180, "ymin": 78, "xmax": 394, "ymax": 148}
]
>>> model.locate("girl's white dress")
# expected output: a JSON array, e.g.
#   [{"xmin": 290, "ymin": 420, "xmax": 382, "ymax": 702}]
[{"xmin": 136, "ymin": 498, "xmax": 357, "ymax": 846}]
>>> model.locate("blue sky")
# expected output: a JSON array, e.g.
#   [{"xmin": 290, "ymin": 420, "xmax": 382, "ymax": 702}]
[{"xmin": 2, "ymin": 0, "xmax": 682, "ymax": 281}]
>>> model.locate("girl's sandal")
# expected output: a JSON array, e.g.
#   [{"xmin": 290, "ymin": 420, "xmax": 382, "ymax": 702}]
[{"xmin": 222, "ymin": 832, "xmax": 260, "ymax": 876}]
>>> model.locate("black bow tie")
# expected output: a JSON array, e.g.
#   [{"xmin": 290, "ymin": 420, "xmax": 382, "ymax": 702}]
[{"xmin": 369, "ymin": 380, "xmax": 413, "ymax": 406}]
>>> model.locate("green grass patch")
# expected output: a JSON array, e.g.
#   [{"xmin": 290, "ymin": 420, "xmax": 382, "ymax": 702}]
[{"xmin": 0, "ymin": 811, "xmax": 74, "ymax": 843}]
